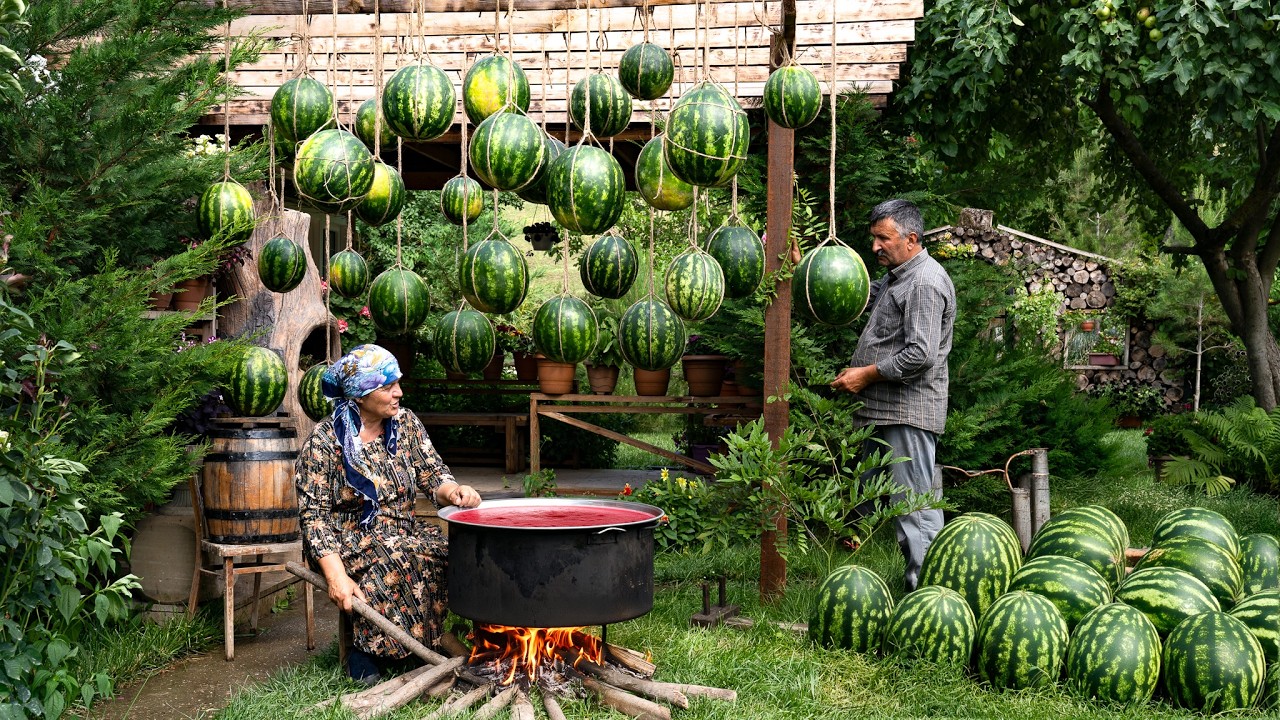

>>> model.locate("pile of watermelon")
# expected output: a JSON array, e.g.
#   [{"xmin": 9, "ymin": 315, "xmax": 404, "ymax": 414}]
[{"xmin": 810, "ymin": 507, "xmax": 1279, "ymax": 712}]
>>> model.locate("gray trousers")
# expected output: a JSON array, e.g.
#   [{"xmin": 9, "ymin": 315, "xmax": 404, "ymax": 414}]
[{"xmin": 864, "ymin": 424, "xmax": 945, "ymax": 591}]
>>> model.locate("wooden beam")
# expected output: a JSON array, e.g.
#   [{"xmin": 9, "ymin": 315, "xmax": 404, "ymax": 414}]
[
  {"xmin": 540, "ymin": 410, "xmax": 716, "ymax": 475},
  {"xmin": 208, "ymin": 0, "xmax": 922, "ymax": 20}
]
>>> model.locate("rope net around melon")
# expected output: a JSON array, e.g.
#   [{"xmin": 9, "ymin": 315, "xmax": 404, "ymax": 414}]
[{"xmin": 817, "ymin": 0, "xmax": 846, "ymax": 252}]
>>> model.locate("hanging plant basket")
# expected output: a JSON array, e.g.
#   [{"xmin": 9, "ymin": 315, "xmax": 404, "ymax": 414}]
[{"xmin": 528, "ymin": 232, "xmax": 557, "ymax": 251}]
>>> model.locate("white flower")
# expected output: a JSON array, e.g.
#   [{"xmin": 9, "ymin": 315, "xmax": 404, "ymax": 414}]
[{"xmin": 0, "ymin": 429, "xmax": 9, "ymax": 452}]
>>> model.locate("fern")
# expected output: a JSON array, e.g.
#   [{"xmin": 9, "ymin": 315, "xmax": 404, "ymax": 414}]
[{"xmin": 1163, "ymin": 397, "xmax": 1280, "ymax": 495}]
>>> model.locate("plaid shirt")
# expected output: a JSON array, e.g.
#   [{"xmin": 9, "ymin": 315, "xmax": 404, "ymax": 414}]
[{"xmin": 850, "ymin": 249, "xmax": 955, "ymax": 434}]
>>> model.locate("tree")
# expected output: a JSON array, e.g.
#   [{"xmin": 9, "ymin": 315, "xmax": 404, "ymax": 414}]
[{"xmin": 902, "ymin": 0, "xmax": 1280, "ymax": 409}]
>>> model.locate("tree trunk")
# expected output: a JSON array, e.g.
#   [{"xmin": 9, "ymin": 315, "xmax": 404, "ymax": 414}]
[{"xmin": 1200, "ymin": 245, "xmax": 1280, "ymax": 411}]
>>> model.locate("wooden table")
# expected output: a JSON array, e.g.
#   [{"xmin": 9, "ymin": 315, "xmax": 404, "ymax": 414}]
[
  {"xmin": 529, "ymin": 393, "xmax": 763, "ymax": 475},
  {"xmin": 406, "ymin": 378, "xmax": 538, "ymax": 474}
]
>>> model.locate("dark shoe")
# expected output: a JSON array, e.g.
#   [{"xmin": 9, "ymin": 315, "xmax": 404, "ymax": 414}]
[{"xmin": 348, "ymin": 648, "xmax": 382, "ymax": 687}]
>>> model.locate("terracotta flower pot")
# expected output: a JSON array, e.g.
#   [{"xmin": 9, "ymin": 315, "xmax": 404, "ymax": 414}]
[
  {"xmin": 148, "ymin": 291, "xmax": 174, "ymax": 311},
  {"xmin": 733, "ymin": 359, "xmax": 761, "ymax": 396},
  {"xmin": 536, "ymin": 356, "xmax": 577, "ymax": 395},
  {"xmin": 681, "ymin": 354, "xmax": 727, "ymax": 397},
  {"xmin": 1088, "ymin": 352, "xmax": 1119, "ymax": 367},
  {"xmin": 586, "ymin": 364, "xmax": 620, "ymax": 395},
  {"xmin": 1079, "ymin": 320, "xmax": 1097, "ymax": 332},
  {"xmin": 482, "ymin": 350, "xmax": 506, "ymax": 380},
  {"xmin": 513, "ymin": 351, "xmax": 539, "ymax": 381},
  {"xmin": 172, "ymin": 276, "xmax": 210, "ymax": 311},
  {"xmin": 633, "ymin": 367, "xmax": 671, "ymax": 396}
]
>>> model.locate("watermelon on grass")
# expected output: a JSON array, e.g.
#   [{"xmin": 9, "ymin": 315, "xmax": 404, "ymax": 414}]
[
  {"xmin": 1027, "ymin": 508, "xmax": 1127, "ymax": 589},
  {"xmin": 763, "ymin": 64, "xmax": 823, "ymax": 129},
  {"xmin": 441, "ymin": 175, "xmax": 484, "ymax": 226},
  {"xmin": 792, "ymin": 245, "xmax": 871, "ymax": 327},
  {"xmin": 617, "ymin": 298, "xmax": 686, "ymax": 372},
  {"xmin": 973, "ymin": 591, "xmax": 1069, "ymax": 690},
  {"xmin": 462, "ymin": 54, "xmax": 530, "ymax": 124},
  {"xmin": 664, "ymin": 249, "xmax": 724, "ymax": 322},
  {"xmin": 570, "ymin": 73, "xmax": 633, "ymax": 139},
  {"xmin": 434, "ymin": 309, "xmax": 496, "ymax": 375},
  {"xmin": 1241, "ymin": 533, "xmax": 1280, "ymax": 595},
  {"xmin": 1163, "ymin": 611, "xmax": 1266, "ymax": 714},
  {"xmin": 1133, "ymin": 534, "xmax": 1244, "ymax": 608},
  {"xmin": 664, "ymin": 81, "xmax": 750, "ymax": 187},
  {"xmin": 353, "ymin": 98, "xmax": 394, "ymax": 151},
  {"xmin": 546, "ymin": 144, "xmax": 626, "ymax": 235},
  {"xmin": 294, "ymin": 129, "xmax": 376, "ymax": 213},
  {"xmin": 706, "ymin": 224, "xmax": 764, "ymax": 299},
  {"xmin": 1151, "ymin": 506, "xmax": 1241, "ymax": 559},
  {"xmin": 1065, "ymin": 603, "xmax": 1161, "ymax": 706},
  {"xmin": 809, "ymin": 565, "xmax": 894, "ymax": 653},
  {"xmin": 226, "ymin": 346, "xmax": 287, "ymax": 418},
  {"xmin": 880, "ymin": 585, "xmax": 975, "ymax": 666},
  {"xmin": 460, "ymin": 238, "xmax": 529, "ymax": 314},
  {"xmin": 270, "ymin": 75, "xmax": 334, "ymax": 144},
  {"xmin": 328, "ymin": 250, "xmax": 370, "ymax": 298},
  {"xmin": 618, "ymin": 42, "xmax": 674, "ymax": 100},
  {"xmin": 580, "ymin": 234, "xmax": 638, "ymax": 300},
  {"xmin": 299, "ymin": 363, "xmax": 332, "ymax": 421},
  {"xmin": 533, "ymin": 295, "xmax": 598, "ymax": 364},
  {"xmin": 381, "ymin": 64, "xmax": 455, "ymax": 141},
  {"xmin": 1229, "ymin": 589, "xmax": 1279, "ymax": 663},
  {"xmin": 1007, "ymin": 554, "xmax": 1111, "ymax": 631},
  {"xmin": 469, "ymin": 112, "xmax": 547, "ymax": 192},
  {"xmin": 197, "ymin": 181, "xmax": 256, "ymax": 244},
  {"xmin": 917, "ymin": 512, "xmax": 1022, "ymax": 620},
  {"xmin": 354, "ymin": 161, "xmax": 406, "ymax": 227},
  {"xmin": 1114, "ymin": 566, "xmax": 1221, "ymax": 636},
  {"xmin": 1043, "ymin": 505, "xmax": 1130, "ymax": 556},
  {"xmin": 516, "ymin": 133, "xmax": 566, "ymax": 206},
  {"xmin": 257, "ymin": 236, "xmax": 307, "ymax": 293},
  {"xmin": 368, "ymin": 268, "xmax": 429, "ymax": 335},
  {"xmin": 635, "ymin": 136, "xmax": 694, "ymax": 212}
]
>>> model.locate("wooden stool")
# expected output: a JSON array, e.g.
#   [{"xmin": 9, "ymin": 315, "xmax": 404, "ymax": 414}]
[{"xmin": 187, "ymin": 539, "xmax": 315, "ymax": 661}]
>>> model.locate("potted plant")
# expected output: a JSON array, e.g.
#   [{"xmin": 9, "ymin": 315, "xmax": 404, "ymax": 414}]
[
  {"xmin": 500, "ymin": 314, "xmax": 539, "ymax": 381},
  {"xmin": 1099, "ymin": 381, "xmax": 1163, "ymax": 427},
  {"xmin": 681, "ymin": 334, "xmax": 727, "ymax": 397},
  {"xmin": 523, "ymin": 221, "xmax": 559, "ymax": 252},
  {"xmin": 1145, "ymin": 412, "xmax": 1195, "ymax": 479},
  {"xmin": 586, "ymin": 313, "xmax": 624, "ymax": 394},
  {"xmin": 535, "ymin": 354, "xmax": 576, "ymax": 394},
  {"xmin": 1087, "ymin": 322, "xmax": 1126, "ymax": 367},
  {"xmin": 673, "ymin": 414, "xmax": 728, "ymax": 471}
]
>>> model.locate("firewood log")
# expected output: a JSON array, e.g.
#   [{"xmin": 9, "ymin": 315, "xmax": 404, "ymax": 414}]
[{"xmin": 581, "ymin": 677, "xmax": 671, "ymax": 720}]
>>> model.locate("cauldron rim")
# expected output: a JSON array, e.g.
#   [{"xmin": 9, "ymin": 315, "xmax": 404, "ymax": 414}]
[{"xmin": 438, "ymin": 497, "xmax": 664, "ymax": 532}]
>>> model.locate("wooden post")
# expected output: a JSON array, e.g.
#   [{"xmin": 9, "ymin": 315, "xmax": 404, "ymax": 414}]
[
  {"xmin": 759, "ymin": 0, "xmax": 797, "ymax": 603},
  {"xmin": 1031, "ymin": 448, "xmax": 1051, "ymax": 534},
  {"xmin": 1011, "ymin": 481, "xmax": 1032, "ymax": 552}
]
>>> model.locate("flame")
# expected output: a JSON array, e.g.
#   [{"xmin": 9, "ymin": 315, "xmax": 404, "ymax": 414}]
[{"xmin": 468, "ymin": 624, "xmax": 604, "ymax": 686}]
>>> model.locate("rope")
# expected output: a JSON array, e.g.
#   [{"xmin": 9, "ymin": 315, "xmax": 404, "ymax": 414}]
[
  {"xmin": 824, "ymin": 0, "xmax": 838, "ymax": 247},
  {"xmin": 394, "ymin": 137, "xmax": 402, "ymax": 261},
  {"xmin": 222, "ymin": 3, "xmax": 231, "ymax": 180},
  {"xmin": 507, "ymin": 0, "xmax": 516, "ymax": 63},
  {"xmin": 641, "ymin": 0, "xmax": 650, "ymax": 45},
  {"xmin": 328, "ymin": 0, "xmax": 339, "ymax": 128},
  {"xmin": 460, "ymin": 55, "xmax": 471, "ymax": 253},
  {"xmin": 688, "ymin": 186, "xmax": 699, "ymax": 250},
  {"xmin": 324, "ymin": 214, "xmax": 333, "ymax": 361},
  {"xmin": 372, "ymin": 0, "xmax": 383, "ymax": 156},
  {"xmin": 415, "ymin": 0, "xmax": 426, "ymax": 64},
  {"xmin": 564, "ymin": 32, "xmax": 573, "ymax": 143},
  {"xmin": 297, "ymin": 0, "xmax": 312, "ymax": 77}
]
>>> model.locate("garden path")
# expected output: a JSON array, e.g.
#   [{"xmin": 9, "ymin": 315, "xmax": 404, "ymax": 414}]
[{"xmin": 90, "ymin": 467, "xmax": 656, "ymax": 720}]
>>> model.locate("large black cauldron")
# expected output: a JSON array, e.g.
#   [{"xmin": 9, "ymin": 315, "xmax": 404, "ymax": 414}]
[{"xmin": 439, "ymin": 498, "xmax": 663, "ymax": 628}]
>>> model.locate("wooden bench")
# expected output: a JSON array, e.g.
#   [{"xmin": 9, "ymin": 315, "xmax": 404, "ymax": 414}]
[{"xmin": 415, "ymin": 411, "xmax": 529, "ymax": 474}]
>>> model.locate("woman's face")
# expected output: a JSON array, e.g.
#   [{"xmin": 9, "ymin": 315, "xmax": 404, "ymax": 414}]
[{"xmin": 356, "ymin": 381, "xmax": 402, "ymax": 421}]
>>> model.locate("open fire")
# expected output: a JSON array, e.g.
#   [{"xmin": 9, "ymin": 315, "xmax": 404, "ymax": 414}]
[{"xmin": 467, "ymin": 624, "xmax": 605, "ymax": 687}]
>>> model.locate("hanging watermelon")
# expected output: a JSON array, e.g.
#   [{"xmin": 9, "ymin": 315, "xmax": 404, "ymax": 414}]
[
  {"xmin": 579, "ymin": 233, "xmax": 638, "ymax": 300},
  {"xmin": 381, "ymin": 64, "xmax": 455, "ymax": 142},
  {"xmin": 270, "ymin": 75, "xmax": 334, "ymax": 145},
  {"xmin": 664, "ymin": 81, "xmax": 750, "ymax": 187},
  {"xmin": 516, "ymin": 133, "xmax": 566, "ymax": 206},
  {"xmin": 441, "ymin": 175, "xmax": 484, "ymax": 226},
  {"xmin": 665, "ymin": 249, "xmax": 725, "ymax": 322},
  {"xmin": 469, "ymin": 112, "xmax": 547, "ymax": 192},
  {"xmin": 368, "ymin": 268, "xmax": 430, "ymax": 335},
  {"xmin": 763, "ymin": 64, "xmax": 824, "ymax": 129},
  {"xmin": 706, "ymin": 224, "xmax": 765, "ymax": 298},
  {"xmin": 434, "ymin": 309, "xmax": 497, "ymax": 375},
  {"xmin": 635, "ymin": 135, "xmax": 694, "ymax": 212},
  {"xmin": 294, "ymin": 129, "xmax": 376, "ymax": 214},
  {"xmin": 462, "ymin": 54, "xmax": 531, "ymax": 124},
  {"xmin": 354, "ymin": 161, "xmax": 406, "ymax": 227},
  {"xmin": 546, "ymin": 144, "xmax": 625, "ymax": 235},
  {"xmin": 533, "ymin": 295, "xmax": 599, "ymax": 364},
  {"xmin": 793, "ymin": 245, "xmax": 871, "ymax": 326},
  {"xmin": 460, "ymin": 237, "xmax": 529, "ymax": 314},
  {"xmin": 299, "ymin": 362, "xmax": 332, "ymax": 421},
  {"xmin": 569, "ymin": 73, "xmax": 633, "ymax": 139},
  {"xmin": 618, "ymin": 298, "xmax": 686, "ymax": 371},
  {"xmin": 618, "ymin": 42, "xmax": 674, "ymax": 101},
  {"xmin": 328, "ymin": 249, "xmax": 370, "ymax": 299},
  {"xmin": 257, "ymin": 236, "xmax": 307, "ymax": 293},
  {"xmin": 197, "ymin": 180, "xmax": 256, "ymax": 244},
  {"xmin": 353, "ymin": 98, "xmax": 394, "ymax": 153}
]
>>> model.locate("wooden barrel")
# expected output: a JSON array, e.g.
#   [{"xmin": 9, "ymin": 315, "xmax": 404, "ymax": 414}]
[{"xmin": 200, "ymin": 417, "xmax": 300, "ymax": 544}]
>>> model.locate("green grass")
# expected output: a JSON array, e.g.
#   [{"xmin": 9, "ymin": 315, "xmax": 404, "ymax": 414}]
[{"xmin": 73, "ymin": 613, "xmax": 218, "ymax": 712}]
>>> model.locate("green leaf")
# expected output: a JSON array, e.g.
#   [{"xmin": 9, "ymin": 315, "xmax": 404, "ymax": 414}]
[
  {"xmin": 43, "ymin": 638, "xmax": 70, "ymax": 668},
  {"xmin": 42, "ymin": 689, "xmax": 64, "ymax": 720},
  {"xmin": 99, "ymin": 512, "xmax": 124, "ymax": 541},
  {"xmin": 56, "ymin": 586, "xmax": 79, "ymax": 623}
]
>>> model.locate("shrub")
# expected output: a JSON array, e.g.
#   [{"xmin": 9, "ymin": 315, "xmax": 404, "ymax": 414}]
[
  {"xmin": 1144, "ymin": 412, "xmax": 1196, "ymax": 459},
  {"xmin": 1163, "ymin": 396, "xmax": 1280, "ymax": 496}
]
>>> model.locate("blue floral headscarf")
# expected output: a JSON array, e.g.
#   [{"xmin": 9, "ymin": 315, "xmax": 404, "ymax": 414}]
[{"xmin": 321, "ymin": 344, "xmax": 403, "ymax": 528}]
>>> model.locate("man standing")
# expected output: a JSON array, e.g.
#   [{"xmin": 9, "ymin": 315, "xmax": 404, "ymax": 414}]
[{"xmin": 831, "ymin": 199, "xmax": 955, "ymax": 592}]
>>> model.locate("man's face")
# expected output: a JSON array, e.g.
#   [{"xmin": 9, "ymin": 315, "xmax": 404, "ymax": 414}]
[{"xmin": 870, "ymin": 218, "xmax": 918, "ymax": 268}]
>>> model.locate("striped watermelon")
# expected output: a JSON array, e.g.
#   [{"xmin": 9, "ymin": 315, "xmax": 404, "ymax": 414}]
[
  {"xmin": 579, "ymin": 234, "xmax": 638, "ymax": 300},
  {"xmin": 353, "ymin": 98, "xmax": 393, "ymax": 152},
  {"xmin": 664, "ymin": 249, "xmax": 725, "ymax": 322},
  {"xmin": 546, "ymin": 144, "xmax": 625, "ymax": 235},
  {"xmin": 354, "ymin": 161, "xmax": 406, "ymax": 227},
  {"xmin": 1065, "ymin": 603, "xmax": 1162, "ymax": 706},
  {"xmin": 635, "ymin": 136, "xmax": 694, "ymax": 211},
  {"xmin": 808, "ymin": 565, "xmax": 894, "ymax": 653},
  {"xmin": 1045, "ymin": 505, "xmax": 1130, "ymax": 555},
  {"xmin": 763, "ymin": 64, "xmax": 823, "ymax": 129},
  {"xmin": 294, "ymin": 129, "xmax": 376, "ymax": 213},
  {"xmin": 792, "ymin": 245, "xmax": 871, "ymax": 327},
  {"xmin": 434, "ymin": 309, "xmax": 496, "ymax": 375},
  {"xmin": 462, "ymin": 54, "xmax": 530, "ymax": 124},
  {"xmin": 1229, "ymin": 589, "xmax": 1279, "ymax": 663},
  {"xmin": 515, "ymin": 133, "xmax": 566, "ymax": 206},
  {"xmin": 1133, "ymin": 535, "xmax": 1244, "ymax": 608},
  {"xmin": 368, "ymin": 268, "xmax": 430, "ymax": 335},
  {"xmin": 880, "ymin": 585, "xmax": 976, "ymax": 666},
  {"xmin": 618, "ymin": 298, "xmax": 686, "ymax": 372},
  {"xmin": 328, "ymin": 250, "xmax": 370, "ymax": 299},
  {"xmin": 706, "ymin": 224, "xmax": 765, "ymax": 299},
  {"xmin": 460, "ymin": 238, "xmax": 529, "ymax": 314},
  {"xmin": 270, "ymin": 75, "xmax": 334, "ymax": 144},
  {"xmin": 381, "ymin": 63, "xmax": 455, "ymax": 141},
  {"xmin": 618, "ymin": 42, "xmax": 674, "ymax": 101},
  {"xmin": 226, "ymin": 346, "xmax": 287, "ymax": 418},
  {"xmin": 918, "ymin": 512, "xmax": 1022, "ymax": 620},
  {"xmin": 664, "ymin": 81, "xmax": 749, "ymax": 187},
  {"xmin": 570, "ymin": 73, "xmax": 633, "ymax": 138},
  {"xmin": 973, "ymin": 591, "xmax": 1069, "ymax": 690},
  {"xmin": 1007, "ymin": 554, "xmax": 1111, "ymax": 631},
  {"xmin": 469, "ymin": 112, "xmax": 547, "ymax": 192},
  {"xmin": 1115, "ymin": 566, "xmax": 1221, "ymax": 636},
  {"xmin": 299, "ymin": 363, "xmax": 332, "ymax": 421},
  {"xmin": 1151, "ymin": 506, "xmax": 1241, "ymax": 559},
  {"xmin": 1241, "ymin": 533, "xmax": 1280, "ymax": 595},
  {"xmin": 441, "ymin": 175, "xmax": 484, "ymax": 226},
  {"xmin": 197, "ymin": 180, "xmax": 256, "ymax": 244},
  {"xmin": 270, "ymin": 130, "xmax": 297, "ymax": 170},
  {"xmin": 533, "ymin": 295, "xmax": 599, "ymax": 364},
  {"xmin": 257, "ymin": 236, "xmax": 307, "ymax": 293},
  {"xmin": 1163, "ymin": 611, "xmax": 1266, "ymax": 713},
  {"xmin": 1027, "ymin": 509, "xmax": 1127, "ymax": 589}
]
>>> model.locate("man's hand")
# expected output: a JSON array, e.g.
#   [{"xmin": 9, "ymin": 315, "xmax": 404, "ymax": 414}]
[{"xmin": 831, "ymin": 365, "xmax": 883, "ymax": 394}]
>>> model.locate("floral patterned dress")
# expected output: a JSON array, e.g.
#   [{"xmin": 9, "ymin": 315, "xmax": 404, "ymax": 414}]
[{"xmin": 295, "ymin": 409, "xmax": 453, "ymax": 658}]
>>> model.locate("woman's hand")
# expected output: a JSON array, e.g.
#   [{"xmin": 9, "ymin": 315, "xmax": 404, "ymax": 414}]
[
  {"xmin": 317, "ymin": 554, "xmax": 364, "ymax": 612},
  {"xmin": 437, "ymin": 481, "xmax": 481, "ymax": 508}
]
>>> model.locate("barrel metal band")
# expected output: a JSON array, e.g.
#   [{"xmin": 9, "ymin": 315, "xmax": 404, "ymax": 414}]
[
  {"xmin": 204, "ymin": 508, "xmax": 300, "ymax": 520},
  {"xmin": 206, "ymin": 532, "xmax": 301, "ymax": 544},
  {"xmin": 210, "ymin": 427, "xmax": 299, "ymax": 440},
  {"xmin": 204, "ymin": 451, "xmax": 298, "ymax": 462}
]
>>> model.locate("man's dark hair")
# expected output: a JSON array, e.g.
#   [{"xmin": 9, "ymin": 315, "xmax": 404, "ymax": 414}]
[{"xmin": 869, "ymin": 199, "xmax": 924, "ymax": 240}]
